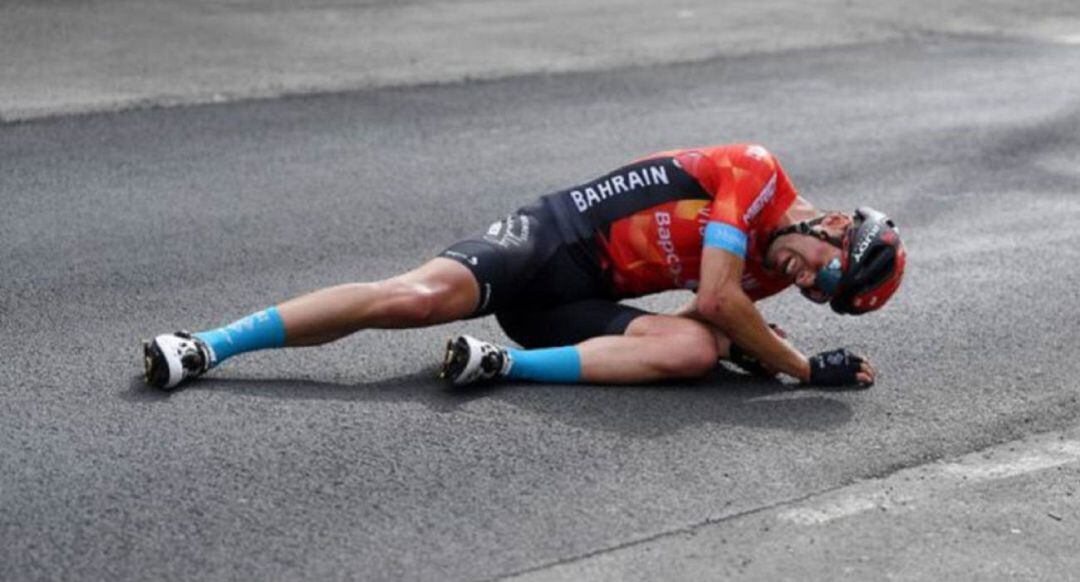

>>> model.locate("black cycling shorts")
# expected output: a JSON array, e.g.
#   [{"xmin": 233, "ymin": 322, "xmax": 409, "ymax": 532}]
[
  {"xmin": 495, "ymin": 300, "xmax": 647, "ymax": 348},
  {"xmin": 440, "ymin": 203, "xmax": 650, "ymax": 348}
]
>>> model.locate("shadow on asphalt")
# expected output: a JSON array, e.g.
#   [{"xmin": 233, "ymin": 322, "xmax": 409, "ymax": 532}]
[
  {"xmin": 487, "ymin": 368, "xmax": 856, "ymax": 437},
  {"xmin": 122, "ymin": 368, "xmax": 498, "ymax": 410},
  {"xmin": 122, "ymin": 365, "xmax": 854, "ymax": 436}
]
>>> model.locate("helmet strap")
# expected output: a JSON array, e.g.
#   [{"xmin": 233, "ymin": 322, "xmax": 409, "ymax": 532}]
[{"xmin": 766, "ymin": 215, "xmax": 844, "ymax": 250}]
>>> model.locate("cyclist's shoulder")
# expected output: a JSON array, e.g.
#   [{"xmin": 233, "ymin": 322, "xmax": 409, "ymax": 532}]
[
  {"xmin": 643, "ymin": 143, "xmax": 782, "ymax": 181},
  {"xmin": 702, "ymin": 143, "xmax": 781, "ymax": 170}
]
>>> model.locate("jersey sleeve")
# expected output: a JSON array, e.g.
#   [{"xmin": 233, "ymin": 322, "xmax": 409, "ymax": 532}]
[{"xmin": 702, "ymin": 144, "xmax": 795, "ymax": 258}]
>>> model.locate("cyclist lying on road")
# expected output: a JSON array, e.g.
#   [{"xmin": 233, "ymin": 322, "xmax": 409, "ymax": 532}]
[{"xmin": 143, "ymin": 144, "xmax": 906, "ymax": 390}]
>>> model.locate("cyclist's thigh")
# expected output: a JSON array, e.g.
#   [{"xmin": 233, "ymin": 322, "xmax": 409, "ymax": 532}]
[
  {"xmin": 496, "ymin": 299, "xmax": 651, "ymax": 348},
  {"xmin": 439, "ymin": 210, "xmax": 551, "ymax": 317}
]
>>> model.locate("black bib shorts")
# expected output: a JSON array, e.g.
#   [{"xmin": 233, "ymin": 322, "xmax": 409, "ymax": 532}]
[
  {"xmin": 440, "ymin": 201, "xmax": 649, "ymax": 348},
  {"xmin": 440, "ymin": 157, "xmax": 708, "ymax": 348}
]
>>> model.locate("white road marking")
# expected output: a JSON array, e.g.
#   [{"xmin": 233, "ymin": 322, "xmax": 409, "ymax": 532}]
[
  {"xmin": 941, "ymin": 441, "xmax": 1080, "ymax": 481},
  {"xmin": 778, "ymin": 436, "xmax": 1080, "ymax": 526},
  {"xmin": 1053, "ymin": 34, "xmax": 1080, "ymax": 45},
  {"xmin": 780, "ymin": 496, "xmax": 883, "ymax": 526}
]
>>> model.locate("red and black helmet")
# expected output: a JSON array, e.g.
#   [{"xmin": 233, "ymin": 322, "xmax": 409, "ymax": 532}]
[{"xmin": 829, "ymin": 207, "xmax": 906, "ymax": 315}]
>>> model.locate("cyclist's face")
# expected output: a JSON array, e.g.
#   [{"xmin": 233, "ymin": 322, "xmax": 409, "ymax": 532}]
[
  {"xmin": 766, "ymin": 215, "xmax": 849, "ymax": 302},
  {"xmin": 769, "ymin": 235, "xmax": 840, "ymax": 290}
]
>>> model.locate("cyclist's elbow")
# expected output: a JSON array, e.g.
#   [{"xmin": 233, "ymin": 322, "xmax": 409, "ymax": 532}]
[{"xmin": 696, "ymin": 287, "xmax": 743, "ymax": 326}]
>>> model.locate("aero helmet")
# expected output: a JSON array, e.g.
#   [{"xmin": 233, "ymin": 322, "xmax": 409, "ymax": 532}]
[{"xmin": 828, "ymin": 207, "xmax": 906, "ymax": 314}]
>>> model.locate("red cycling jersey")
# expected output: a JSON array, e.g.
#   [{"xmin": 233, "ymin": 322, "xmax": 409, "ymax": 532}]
[{"xmin": 596, "ymin": 144, "xmax": 798, "ymax": 300}]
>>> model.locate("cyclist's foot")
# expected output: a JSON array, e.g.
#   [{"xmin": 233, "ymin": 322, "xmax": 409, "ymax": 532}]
[
  {"xmin": 142, "ymin": 331, "xmax": 212, "ymax": 390},
  {"xmin": 440, "ymin": 334, "xmax": 513, "ymax": 386}
]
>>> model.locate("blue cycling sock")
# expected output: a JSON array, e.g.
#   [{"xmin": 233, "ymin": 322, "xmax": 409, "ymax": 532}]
[
  {"xmin": 504, "ymin": 346, "xmax": 582, "ymax": 383},
  {"xmin": 194, "ymin": 307, "xmax": 286, "ymax": 367}
]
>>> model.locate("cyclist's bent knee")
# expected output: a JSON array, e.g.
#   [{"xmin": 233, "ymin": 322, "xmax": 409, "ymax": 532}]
[
  {"xmin": 629, "ymin": 316, "xmax": 720, "ymax": 377},
  {"xmin": 661, "ymin": 326, "xmax": 720, "ymax": 377}
]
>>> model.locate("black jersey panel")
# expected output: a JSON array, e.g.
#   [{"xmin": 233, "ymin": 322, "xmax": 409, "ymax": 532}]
[{"xmin": 540, "ymin": 157, "xmax": 711, "ymax": 242}]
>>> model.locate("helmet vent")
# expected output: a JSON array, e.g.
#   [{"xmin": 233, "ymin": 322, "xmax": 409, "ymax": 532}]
[{"xmin": 860, "ymin": 246, "xmax": 896, "ymax": 290}]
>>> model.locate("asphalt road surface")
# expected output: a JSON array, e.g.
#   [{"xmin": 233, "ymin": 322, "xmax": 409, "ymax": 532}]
[{"xmin": 2, "ymin": 35, "xmax": 1080, "ymax": 580}]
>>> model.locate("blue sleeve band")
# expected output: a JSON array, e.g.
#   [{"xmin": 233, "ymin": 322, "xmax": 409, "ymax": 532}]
[{"xmin": 704, "ymin": 221, "xmax": 748, "ymax": 258}]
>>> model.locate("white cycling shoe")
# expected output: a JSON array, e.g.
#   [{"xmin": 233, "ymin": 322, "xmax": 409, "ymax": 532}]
[
  {"xmin": 142, "ymin": 331, "xmax": 212, "ymax": 390},
  {"xmin": 440, "ymin": 334, "xmax": 513, "ymax": 386}
]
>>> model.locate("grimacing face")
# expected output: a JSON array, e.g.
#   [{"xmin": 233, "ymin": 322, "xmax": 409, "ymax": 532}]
[{"xmin": 765, "ymin": 213, "xmax": 851, "ymax": 303}]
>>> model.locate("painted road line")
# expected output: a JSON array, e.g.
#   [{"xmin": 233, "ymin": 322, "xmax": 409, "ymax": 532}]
[{"xmin": 779, "ymin": 435, "xmax": 1080, "ymax": 526}]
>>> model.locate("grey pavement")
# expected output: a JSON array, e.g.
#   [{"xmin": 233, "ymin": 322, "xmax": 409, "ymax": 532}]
[
  {"xmin": 4, "ymin": 2, "xmax": 1080, "ymax": 581},
  {"xmin": 3, "ymin": 0, "xmax": 1080, "ymax": 121},
  {"xmin": 510, "ymin": 428, "xmax": 1080, "ymax": 581},
  {"xmin": 3, "ymin": 31, "xmax": 1080, "ymax": 580}
]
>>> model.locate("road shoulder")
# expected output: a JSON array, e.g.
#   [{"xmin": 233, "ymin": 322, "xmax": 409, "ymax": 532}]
[
  {"xmin": 505, "ymin": 427, "xmax": 1080, "ymax": 581},
  {"xmin": 3, "ymin": 0, "xmax": 1079, "ymax": 121}
]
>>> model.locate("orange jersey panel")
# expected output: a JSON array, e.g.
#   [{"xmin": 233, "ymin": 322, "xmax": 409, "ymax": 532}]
[{"xmin": 600, "ymin": 144, "xmax": 797, "ymax": 299}]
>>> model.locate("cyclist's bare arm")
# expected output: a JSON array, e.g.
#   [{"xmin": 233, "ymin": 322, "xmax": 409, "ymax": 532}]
[{"xmin": 694, "ymin": 246, "xmax": 812, "ymax": 382}]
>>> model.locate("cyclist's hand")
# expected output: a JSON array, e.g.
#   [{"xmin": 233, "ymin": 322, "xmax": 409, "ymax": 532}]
[{"xmin": 807, "ymin": 348, "xmax": 876, "ymax": 388}]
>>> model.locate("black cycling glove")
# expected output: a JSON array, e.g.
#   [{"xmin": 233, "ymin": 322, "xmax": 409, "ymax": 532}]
[{"xmin": 807, "ymin": 348, "xmax": 869, "ymax": 387}]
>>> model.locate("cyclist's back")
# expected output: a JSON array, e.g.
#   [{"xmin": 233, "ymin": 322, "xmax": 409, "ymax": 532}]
[{"xmin": 539, "ymin": 144, "xmax": 799, "ymax": 301}]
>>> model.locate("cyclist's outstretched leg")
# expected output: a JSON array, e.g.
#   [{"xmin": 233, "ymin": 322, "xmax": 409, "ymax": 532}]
[
  {"xmin": 144, "ymin": 258, "xmax": 478, "ymax": 389},
  {"xmin": 279, "ymin": 257, "xmax": 479, "ymax": 345}
]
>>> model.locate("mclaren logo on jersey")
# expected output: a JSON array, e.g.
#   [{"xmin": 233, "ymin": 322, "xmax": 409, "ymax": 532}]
[
  {"xmin": 569, "ymin": 164, "xmax": 671, "ymax": 212},
  {"xmin": 742, "ymin": 172, "xmax": 777, "ymax": 225}
]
